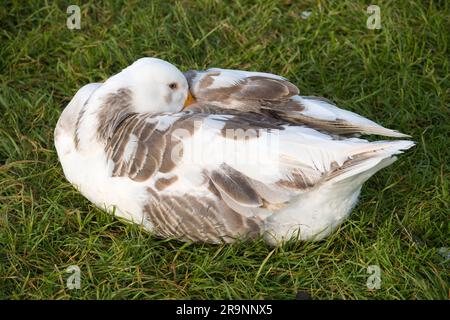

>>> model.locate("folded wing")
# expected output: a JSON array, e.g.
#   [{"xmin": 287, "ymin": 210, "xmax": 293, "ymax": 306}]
[
  {"xmin": 104, "ymin": 110, "xmax": 413, "ymax": 242},
  {"xmin": 184, "ymin": 68, "xmax": 409, "ymax": 137}
]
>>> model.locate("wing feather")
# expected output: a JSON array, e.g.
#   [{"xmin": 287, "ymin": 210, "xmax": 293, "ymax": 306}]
[{"xmin": 185, "ymin": 69, "xmax": 409, "ymax": 137}]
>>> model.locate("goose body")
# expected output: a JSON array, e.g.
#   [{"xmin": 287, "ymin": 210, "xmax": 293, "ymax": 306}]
[{"xmin": 55, "ymin": 58, "xmax": 414, "ymax": 245}]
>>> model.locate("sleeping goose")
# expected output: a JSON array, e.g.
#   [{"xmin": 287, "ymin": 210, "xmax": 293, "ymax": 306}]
[
  {"xmin": 54, "ymin": 58, "xmax": 414, "ymax": 245},
  {"xmin": 184, "ymin": 68, "xmax": 409, "ymax": 138}
]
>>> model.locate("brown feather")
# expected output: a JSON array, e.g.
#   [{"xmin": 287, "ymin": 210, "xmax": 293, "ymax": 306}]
[{"xmin": 209, "ymin": 163, "xmax": 263, "ymax": 207}]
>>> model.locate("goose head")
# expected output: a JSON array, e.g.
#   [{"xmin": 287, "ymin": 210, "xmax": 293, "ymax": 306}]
[
  {"xmin": 100, "ymin": 57, "xmax": 190, "ymax": 114},
  {"xmin": 58, "ymin": 58, "xmax": 193, "ymax": 152}
]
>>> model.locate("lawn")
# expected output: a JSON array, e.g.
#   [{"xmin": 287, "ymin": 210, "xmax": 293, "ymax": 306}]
[{"xmin": 0, "ymin": 0, "xmax": 448, "ymax": 299}]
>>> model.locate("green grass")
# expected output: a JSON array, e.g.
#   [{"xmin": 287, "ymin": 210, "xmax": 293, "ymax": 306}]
[{"xmin": 0, "ymin": 0, "xmax": 448, "ymax": 299}]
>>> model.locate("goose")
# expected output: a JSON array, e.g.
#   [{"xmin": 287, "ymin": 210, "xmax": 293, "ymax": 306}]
[{"xmin": 54, "ymin": 57, "xmax": 414, "ymax": 245}]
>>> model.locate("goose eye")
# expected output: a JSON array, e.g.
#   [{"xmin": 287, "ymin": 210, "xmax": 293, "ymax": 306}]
[{"xmin": 168, "ymin": 82, "xmax": 178, "ymax": 90}]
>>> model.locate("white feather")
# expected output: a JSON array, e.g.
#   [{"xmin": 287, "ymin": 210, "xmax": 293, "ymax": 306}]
[{"xmin": 203, "ymin": 68, "xmax": 286, "ymax": 89}]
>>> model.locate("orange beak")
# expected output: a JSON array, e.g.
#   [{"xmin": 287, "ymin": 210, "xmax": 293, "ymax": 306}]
[{"xmin": 183, "ymin": 91, "xmax": 196, "ymax": 109}]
